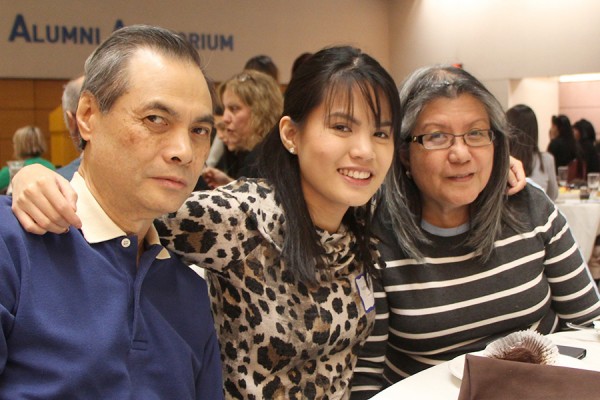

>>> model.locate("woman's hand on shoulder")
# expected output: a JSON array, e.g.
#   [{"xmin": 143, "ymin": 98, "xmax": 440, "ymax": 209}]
[
  {"xmin": 202, "ymin": 166, "xmax": 233, "ymax": 189},
  {"xmin": 506, "ymin": 156, "xmax": 526, "ymax": 196},
  {"xmin": 11, "ymin": 164, "xmax": 81, "ymax": 234}
]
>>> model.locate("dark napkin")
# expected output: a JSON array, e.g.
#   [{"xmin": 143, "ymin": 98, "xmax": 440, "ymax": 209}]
[{"xmin": 457, "ymin": 353, "xmax": 600, "ymax": 400}]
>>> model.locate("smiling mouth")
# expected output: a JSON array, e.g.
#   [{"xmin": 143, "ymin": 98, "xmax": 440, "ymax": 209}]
[
  {"xmin": 450, "ymin": 173, "xmax": 474, "ymax": 179},
  {"xmin": 338, "ymin": 168, "xmax": 372, "ymax": 180}
]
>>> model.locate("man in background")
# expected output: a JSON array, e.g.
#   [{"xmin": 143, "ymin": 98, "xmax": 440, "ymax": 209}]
[
  {"xmin": 0, "ymin": 25, "xmax": 223, "ymax": 399},
  {"xmin": 57, "ymin": 75, "xmax": 84, "ymax": 180}
]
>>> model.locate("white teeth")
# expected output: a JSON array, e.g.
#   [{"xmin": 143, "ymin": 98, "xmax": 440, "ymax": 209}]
[{"xmin": 339, "ymin": 169, "xmax": 371, "ymax": 180}]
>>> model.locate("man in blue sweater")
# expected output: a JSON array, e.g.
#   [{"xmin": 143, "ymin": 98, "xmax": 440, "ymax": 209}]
[{"xmin": 0, "ymin": 25, "xmax": 223, "ymax": 399}]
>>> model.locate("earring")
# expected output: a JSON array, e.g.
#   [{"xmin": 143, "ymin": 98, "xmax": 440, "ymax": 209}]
[
  {"xmin": 405, "ymin": 170, "xmax": 412, "ymax": 179},
  {"xmin": 289, "ymin": 147, "xmax": 295, "ymax": 154}
]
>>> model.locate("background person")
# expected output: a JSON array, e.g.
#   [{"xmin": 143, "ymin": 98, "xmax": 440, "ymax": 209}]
[
  {"xmin": 573, "ymin": 118, "xmax": 600, "ymax": 174},
  {"xmin": 202, "ymin": 69, "xmax": 283, "ymax": 188},
  {"xmin": 548, "ymin": 114, "xmax": 584, "ymax": 179},
  {"xmin": 290, "ymin": 51, "xmax": 313, "ymax": 78},
  {"xmin": 57, "ymin": 75, "xmax": 85, "ymax": 180},
  {"xmin": 243, "ymin": 54, "xmax": 279, "ymax": 83},
  {"xmin": 0, "ymin": 125, "xmax": 55, "ymax": 193},
  {"xmin": 350, "ymin": 65, "xmax": 600, "ymax": 399},
  {"xmin": 507, "ymin": 104, "xmax": 558, "ymax": 200}
]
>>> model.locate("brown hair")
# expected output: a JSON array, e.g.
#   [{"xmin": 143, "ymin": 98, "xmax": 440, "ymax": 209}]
[{"xmin": 13, "ymin": 125, "xmax": 47, "ymax": 159}]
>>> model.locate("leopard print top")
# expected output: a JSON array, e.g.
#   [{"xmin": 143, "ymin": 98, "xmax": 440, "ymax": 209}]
[{"xmin": 156, "ymin": 178, "xmax": 377, "ymax": 399}]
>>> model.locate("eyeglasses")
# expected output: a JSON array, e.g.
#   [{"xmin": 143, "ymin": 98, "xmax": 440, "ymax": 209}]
[{"xmin": 408, "ymin": 129, "xmax": 495, "ymax": 150}]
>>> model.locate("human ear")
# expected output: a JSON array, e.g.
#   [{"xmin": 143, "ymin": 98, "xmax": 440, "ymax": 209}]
[
  {"xmin": 76, "ymin": 92, "xmax": 99, "ymax": 142},
  {"xmin": 279, "ymin": 116, "xmax": 298, "ymax": 154}
]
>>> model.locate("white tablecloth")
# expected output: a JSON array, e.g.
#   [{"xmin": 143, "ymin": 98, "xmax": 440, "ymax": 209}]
[
  {"xmin": 371, "ymin": 330, "xmax": 600, "ymax": 399},
  {"xmin": 556, "ymin": 199, "xmax": 600, "ymax": 260}
]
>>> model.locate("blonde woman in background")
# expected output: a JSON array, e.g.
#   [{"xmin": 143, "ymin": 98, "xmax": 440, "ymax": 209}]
[
  {"xmin": 202, "ymin": 69, "xmax": 283, "ymax": 188},
  {"xmin": 0, "ymin": 126, "xmax": 55, "ymax": 193}
]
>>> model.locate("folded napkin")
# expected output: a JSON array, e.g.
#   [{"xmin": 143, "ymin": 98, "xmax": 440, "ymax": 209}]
[{"xmin": 457, "ymin": 354, "xmax": 600, "ymax": 400}]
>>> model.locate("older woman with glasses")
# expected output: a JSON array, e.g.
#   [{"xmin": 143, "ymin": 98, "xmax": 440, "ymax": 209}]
[{"xmin": 350, "ymin": 65, "xmax": 600, "ymax": 399}]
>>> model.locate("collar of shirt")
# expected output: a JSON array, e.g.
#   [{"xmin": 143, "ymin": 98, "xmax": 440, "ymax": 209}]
[{"xmin": 71, "ymin": 172, "xmax": 170, "ymax": 260}]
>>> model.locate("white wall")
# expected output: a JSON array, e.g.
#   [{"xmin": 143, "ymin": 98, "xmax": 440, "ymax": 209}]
[
  {"xmin": 0, "ymin": 0, "xmax": 391, "ymax": 82},
  {"xmin": 389, "ymin": 0, "xmax": 600, "ymax": 83},
  {"xmin": 559, "ymin": 80, "xmax": 600, "ymax": 141}
]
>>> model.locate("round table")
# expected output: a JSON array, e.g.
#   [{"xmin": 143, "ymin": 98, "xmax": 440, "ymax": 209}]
[
  {"xmin": 555, "ymin": 199, "xmax": 600, "ymax": 262},
  {"xmin": 371, "ymin": 330, "xmax": 600, "ymax": 399}
]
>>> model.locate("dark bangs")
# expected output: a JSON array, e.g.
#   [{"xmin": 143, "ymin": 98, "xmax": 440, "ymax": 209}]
[{"xmin": 320, "ymin": 67, "xmax": 399, "ymax": 140}]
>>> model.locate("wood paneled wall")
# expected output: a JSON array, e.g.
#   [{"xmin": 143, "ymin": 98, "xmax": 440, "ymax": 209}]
[{"xmin": 0, "ymin": 78, "xmax": 76, "ymax": 170}]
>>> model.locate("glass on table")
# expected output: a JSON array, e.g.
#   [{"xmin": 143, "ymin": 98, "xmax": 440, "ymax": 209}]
[
  {"xmin": 580, "ymin": 186, "xmax": 591, "ymax": 201},
  {"xmin": 587, "ymin": 172, "xmax": 600, "ymax": 199},
  {"xmin": 558, "ymin": 166, "xmax": 569, "ymax": 188},
  {"xmin": 7, "ymin": 160, "xmax": 24, "ymax": 182}
]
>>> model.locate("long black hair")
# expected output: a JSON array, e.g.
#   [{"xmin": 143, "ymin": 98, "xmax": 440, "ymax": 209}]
[
  {"xmin": 507, "ymin": 104, "xmax": 542, "ymax": 175},
  {"xmin": 256, "ymin": 46, "xmax": 401, "ymax": 286}
]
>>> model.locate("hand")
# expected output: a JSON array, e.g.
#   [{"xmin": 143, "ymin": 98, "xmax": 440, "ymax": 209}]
[
  {"xmin": 11, "ymin": 164, "xmax": 81, "ymax": 234},
  {"xmin": 202, "ymin": 167, "xmax": 233, "ymax": 189},
  {"xmin": 506, "ymin": 156, "xmax": 526, "ymax": 196}
]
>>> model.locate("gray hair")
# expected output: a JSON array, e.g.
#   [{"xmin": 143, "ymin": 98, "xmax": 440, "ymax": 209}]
[
  {"xmin": 62, "ymin": 77, "xmax": 83, "ymax": 121},
  {"xmin": 382, "ymin": 65, "xmax": 521, "ymax": 261},
  {"xmin": 62, "ymin": 76, "xmax": 84, "ymax": 146},
  {"xmin": 78, "ymin": 24, "xmax": 212, "ymax": 149}
]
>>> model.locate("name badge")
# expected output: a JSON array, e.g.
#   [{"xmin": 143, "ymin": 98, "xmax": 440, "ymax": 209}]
[{"xmin": 355, "ymin": 273, "xmax": 375, "ymax": 313}]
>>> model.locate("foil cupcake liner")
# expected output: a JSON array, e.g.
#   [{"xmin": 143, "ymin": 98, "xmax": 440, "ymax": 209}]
[{"xmin": 483, "ymin": 330, "xmax": 559, "ymax": 365}]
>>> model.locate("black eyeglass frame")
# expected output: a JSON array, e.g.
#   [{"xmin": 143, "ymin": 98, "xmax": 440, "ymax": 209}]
[{"xmin": 407, "ymin": 129, "xmax": 495, "ymax": 150}]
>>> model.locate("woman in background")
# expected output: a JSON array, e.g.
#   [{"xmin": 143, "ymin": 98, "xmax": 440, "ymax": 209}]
[
  {"xmin": 0, "ymin": 125, "xmax": 55, "ymax": 193},
  {"xmin": 547, "ymin": 114, "xmax": 584, "ymax": 178},
  {"xmin": 507, "ymin": 104, "xmax": 558, "ymax": 200},
  {"xmin": 573, "ymin": 118, "xmax": 600, "ymax": 174},
  {"xmin": 351, "ymin": 65, "xmax": 600, "ymax": 399},
  {"xmin": 202, "ymin": 70, "xmax": 283, "ymax": 188}
]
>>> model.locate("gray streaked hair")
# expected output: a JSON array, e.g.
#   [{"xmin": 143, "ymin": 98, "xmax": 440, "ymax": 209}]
[
  {"xmin": 62, "ymin": 77, "xmax": 83, "ymax": 123},
  {"xmin": 382, "ymin": 64, "xmax": 522, "ymax": 261},
  {"xmin": 82, "ymin": 24, "xmax": 205, "ymax": 113},
  {"xmin": 61, "ymin": 76, "xmax": 84, "ymax": 147}
]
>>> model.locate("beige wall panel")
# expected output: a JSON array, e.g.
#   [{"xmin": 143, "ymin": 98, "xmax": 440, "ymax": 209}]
[
  {"xmin": 0, "ymin": 80, "xmax": 34, "ymax": 109},
  {"xmin": 389, "ymin": 0, "xmax": 600, "ymax": 83},
  {"xmin": 0, "ymin": 110, "xmax": 36, "ymax": 136},
  {"xmin": 560, "ymin": 81, "xmax": 600, "ymax": 108},
  {"xmin": 34, "ymin": 80, "xmax": 68, "ymax": 109},
  {"xmin": 33, "ymin": 110, "xmax": 52, "ymax": 136},
  {"xmin": 0, "ymin": 138, "xmax": 14, "ymax": 164}
]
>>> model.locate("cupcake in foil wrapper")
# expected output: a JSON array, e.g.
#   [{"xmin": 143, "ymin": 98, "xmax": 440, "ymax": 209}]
[{"xmin": 483, "ymin": 330, "xmax": 559, "ymax": 365}]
